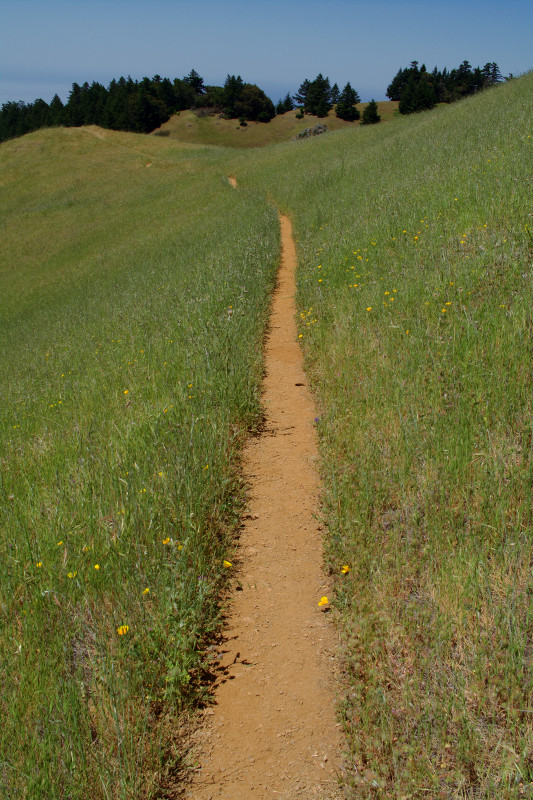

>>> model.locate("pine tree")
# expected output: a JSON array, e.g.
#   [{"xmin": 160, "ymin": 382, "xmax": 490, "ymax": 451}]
[
  {"xmin": 361, "ymin": 98, "xmax": 381, "ymax": 125},
  {"xmin": 293, "ymin": 79, "xmax": 310, "ymax": 108},
  {"xmin": 282, "ymin": 92, "xmax": 294, "ymax": 112},
  {"xmin": 223, "ymin": 74, "xmax": 244, "ymax": 117},
  {"xmin": 306, "ymin": 74, "xmax": 332, "ymax": 116},
  {"xmin": 48, "ymin": 94, "xmax": 64, "ymax": 125},
  {"xmin": 335, "ymin": 82, "xmax": 360, "ymax": 121},
  {"xmin": 331, "ymin": 83, "xmax": 340, "ymax": 104},
  {"xmin": 183, "ymin": 69, "xmax": 205, "ymax": 95}
]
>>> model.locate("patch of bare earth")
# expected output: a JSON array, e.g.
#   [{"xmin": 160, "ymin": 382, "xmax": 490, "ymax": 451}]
[{"xmin": 185, "ymin": 194, "xmax": 343, "ymax": 799}]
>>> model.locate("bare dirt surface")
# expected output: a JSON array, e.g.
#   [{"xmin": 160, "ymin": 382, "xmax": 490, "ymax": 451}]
[{"xmin": 185, "ymin": 195, "xmax": 343, "ymax": 799}]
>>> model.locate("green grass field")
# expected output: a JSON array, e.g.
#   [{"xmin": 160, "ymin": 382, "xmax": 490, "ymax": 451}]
[
  {"xmin": 154, "ymin": 102, "xmax": 399, "ymax": 148},
  {"xmin": 1, "ymin": 75, "xmax": 532, "ymax": 799}
]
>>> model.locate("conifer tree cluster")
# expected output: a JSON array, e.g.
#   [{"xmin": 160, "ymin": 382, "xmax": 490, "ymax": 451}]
[
  {"xmin": 388, "ymin": 60, "xmax": 503, "ymax": 114},
  {"xmin": 293, "ymin": 75, "xmax": 361, "ymax": 121},
  {"xmin": 0, "ymin": 69, "xmax": 274, "ymax": 143}
]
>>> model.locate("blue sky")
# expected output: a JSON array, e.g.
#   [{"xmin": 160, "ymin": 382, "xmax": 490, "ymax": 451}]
[{"xmin": 1, "ymin": 0, "xmax": 532, "ymax": 106}]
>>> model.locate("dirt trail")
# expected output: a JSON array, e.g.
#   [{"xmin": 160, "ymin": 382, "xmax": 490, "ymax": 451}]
[{"xmin": 186, "ymin": 188, "xmax": 342, "ymax": 799}]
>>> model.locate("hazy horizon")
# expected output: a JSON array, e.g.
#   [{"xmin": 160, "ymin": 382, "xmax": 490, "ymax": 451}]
[{"xmin": 1, "ymin": 0, "xmax": 532, "ymax": 107}]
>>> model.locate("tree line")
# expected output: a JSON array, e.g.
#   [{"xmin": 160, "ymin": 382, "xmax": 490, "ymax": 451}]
[
  {"xmin": 0, "ymin": 70, "xmax": 276, "ymax": 143},
  {"xmin": 0, "ymin": 60, "xmax": 505, "ymax": 143},
  {"xmin": 291, "ymin": 74, "xmax": 380, "ymax": 124},
  {"xmin": 388, "ymin": 60, "xmax": 504, "ymax": 114}
]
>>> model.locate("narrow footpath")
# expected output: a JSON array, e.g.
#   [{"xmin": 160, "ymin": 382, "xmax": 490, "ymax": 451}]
[{"xmin": 186, "ymin": 185, "xmax": 343, "ymax": 799}]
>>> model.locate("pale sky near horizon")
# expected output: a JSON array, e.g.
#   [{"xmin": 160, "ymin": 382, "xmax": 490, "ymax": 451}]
[{"xmin": 1, "ymin": 0, "xmax": 532, "ymax": 106}]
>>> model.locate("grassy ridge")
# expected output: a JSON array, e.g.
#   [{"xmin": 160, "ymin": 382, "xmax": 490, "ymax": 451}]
[
  {"xmin": 155, "ymin": 102, "xmax": 399, "ymax": 149},
  {"xmin": 233, "ymin": 74, "xmax": 533, "ymax": 797},
  {"xmin": 0, "ymin": 128, "xmax": 279, "ymax": 798},
  {"xmin": 1, "ymin": 75, "xmax": 532, "ymax": 800}
]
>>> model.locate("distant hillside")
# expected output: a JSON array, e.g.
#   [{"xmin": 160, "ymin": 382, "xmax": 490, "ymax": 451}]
[{"xmin": 153, "ymin": 102, "xmax": 399, "ymax": 148}]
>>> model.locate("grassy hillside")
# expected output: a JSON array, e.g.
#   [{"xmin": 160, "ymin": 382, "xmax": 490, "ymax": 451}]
[
  {"xmin": 1, "ymin": 73, "xmax": 531, "ymax": 800},
  {"xmin": 232, "ymin": 74, "xmax": 533, "ymax": 798},
  {"xmin": 0, "ymin": 127, "xmax": 279, "ymax": 798},
  {"xmin": 154, "ymin": 102, "xmax": 399, "ymax": 148}
]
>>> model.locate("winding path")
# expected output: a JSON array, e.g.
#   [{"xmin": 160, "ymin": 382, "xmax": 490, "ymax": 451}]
[{"xmin": 186, "ymin": 182, "xmax": 342, "ymax": 799}]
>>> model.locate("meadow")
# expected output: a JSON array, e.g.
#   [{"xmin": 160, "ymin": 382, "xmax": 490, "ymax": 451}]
[
  {"xmin": 0, "ymin": 128, "xmax": 279, "ymax": 798},
  {"xmin": 154, "ymin": 101, "xmax": 399, "ymax": 149},
  {"xmin": 233, "ymin": 73, "xmax": 533, "ymax": 797},
  {"xmin": 1, "ymin": 73, "xmax": 532, "ymax": 799}
]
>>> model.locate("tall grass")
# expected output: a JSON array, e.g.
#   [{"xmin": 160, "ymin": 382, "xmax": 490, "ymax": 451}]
[
  {"xmin": 234, "ymin": 74, "xmax": 533, "ymax": 797},
  {"xmin": 0, "ymin": 128, "xmax": 279, "ymax": 798}
]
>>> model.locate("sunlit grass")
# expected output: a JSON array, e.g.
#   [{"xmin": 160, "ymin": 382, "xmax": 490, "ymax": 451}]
[
  {"xmin": 155, "ymin": 102, "xmax": 399, "ymax": 149},
  {"xmin": 0, "ymin": 127, "xmax": 279, "ymax": 799},
  {"xmin": 2, "ymin": 73, "xmax": 532, "ymax": 799},
  {"xmin": 233, "ymin": 73, "xmax": 533, "ymax": 798}
]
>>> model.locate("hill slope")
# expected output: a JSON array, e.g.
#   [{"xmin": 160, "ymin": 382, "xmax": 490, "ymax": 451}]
[
  {"xmin": 232, "ymin": 72, "xmax": 533, "ymax": 798},
  {"xmin": 1, "ymin": 73, "xmax": 532, "ymax": 799},
  {"xmin": 154, "ymin": 101, "xmax": 399, "ymax": 148}
]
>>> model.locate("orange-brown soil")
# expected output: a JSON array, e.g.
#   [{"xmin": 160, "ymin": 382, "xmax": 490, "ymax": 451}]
[{"xmin": 185, "ymin": 200, "xmax": 343, "ymax": 799}]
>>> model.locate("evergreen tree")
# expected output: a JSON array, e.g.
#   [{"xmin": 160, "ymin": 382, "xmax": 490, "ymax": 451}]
[
  {"xmin": 282, "ymin": 92, "xmax": 294, "ymax": 112},
  {"xmin": 223, "ymin": 74, "xmax": 244, "ymax": 117},
  {"xmin": 293, "ymin": 79, "xmax": 310, "ymax": 108},
  {"xmin": 335, "ymin": 82, "xmax": 360, "ymax": 121},
  {"xmin": 64, "ymin": 83, "xmax": 85, "ymax": 126},
  {"xmin": 183, "ymin": 69, "xmax": 205, "ymax": 95},
  {"xmin": 173, "ymin": 78, "xmax": 196, "ymax": 110},
  {"xmin": 361, "ymin": 98, "xmax": 381, "ymax": 125},
  {"xmin": 399, "ymin": 76, "xmax": 437, "ymax": 114},
  {"xmin": 331, "ymin": 83, "xmax": 340, "ymax": 104},
  {"xmin": 48, "ymin": 94, "xmax": 64, "ymax": 125},
  {"xmin": 306, "ymin": 73, "xmax": 332, "ymax": 116}
]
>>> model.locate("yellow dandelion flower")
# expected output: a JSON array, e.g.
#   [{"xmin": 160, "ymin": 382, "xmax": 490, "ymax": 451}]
[
  {"xmin": 67, "ymin": 571, "xmax": 77, "ymax": 579},
  {"xmin": 318, "ymin": 596, "xmax": 329, "ymax": 607},
  {"xmin": 341, "ymin": 565, "xmax": 350, "ymax": 574},
  {"xmin": 366, "ymin": 307, "xmax": 372, "ymax": 311},
  {"xmin": 143, "ymin": 588, "xmax": 150, "ymax": 595},
  {"xmin": 36, "ymin": 562, "xmax": 42, "ymax": 568},
  {"xmin": 223, "ymin": 560, "xmax": 232, "ymax": 568},
  {"xmin": 57, "ymin": 541, "xmax": 63, "ymax": 546},
  {"xmin": 94, "ymin": 564, "xmax": 100, "ymax": 570},
  {"xmin": 123, "ymin": 390, "xmax": 129, "ymax": 395},
  {"xmin": 162, "ymin": 537, "xmax": 170, "ymax": 545},
  {"xmin": 117, "ymin": 625, "xmax": 129, "ymax": 635}
]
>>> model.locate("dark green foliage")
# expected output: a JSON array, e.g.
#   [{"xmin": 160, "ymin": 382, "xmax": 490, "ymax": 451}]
[
  {"xmin": 236, "ymin": 85, "xmax": 275, "ymax": 122},
  {"xmin": 223, "ymin": 74, "xmax": 244, "ymax": 118},
  {"xmin": 388, "ymin": 59, "xmax": 504, "ymax": 114},
  {"xmin": 305, "ymin": 74, "xmax": 333, "ymax": 117},
  {"xmin": 0, "ymin": 68, "xmax": 276, "ymax": 141},
  {"xmin": 294, "ymin": 74, "xmax": 333, "ymax": 116},
  {"xmin": 399, "ymin": 75, "xmax": 438, "ymax": 114},
  {"xmin": 183, "ymin": 69, "xmax": 205, "ymax": 95},
  {"xmin": 293, "ymin": 79, "xmax": 310, "ymax": 108},
  {"xmin": 276, "ymin": 92, "xmax": 294, "ymax": 114},
  {"xmin": 219, "ymin": 76, "xmax": 275, "ymax": 122},
  {"xmin": 335, "ymin": 82, "xmax": 361, "ymax": 121},
  {"xmin": 361, "ymin": 98, "xmax": 381, "ymax": 125},
  {"xmin": 331, "ymin": 83, "xmax": 340, "ymax": 104}
]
